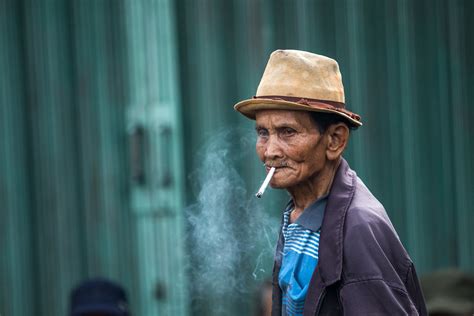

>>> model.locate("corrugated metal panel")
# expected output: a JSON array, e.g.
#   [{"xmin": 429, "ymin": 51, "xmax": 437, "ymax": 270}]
[
  {"xmin": 448, "ymin": 0, "xmax": 474, "ymax": 270},
  {"xmin": 21, "ymin": 1, "xmax": 84, "ymax": 314},
  {"xmin": 70, "ymin": 0, "xmax": 136, "ymax": 310},
  {"xmin": 0, "ymin": 1, "xmax": 35, "ymax": 315},
  {"xmin": 1, "ymin": 0, "xmax": 188, "ymax": 315}
]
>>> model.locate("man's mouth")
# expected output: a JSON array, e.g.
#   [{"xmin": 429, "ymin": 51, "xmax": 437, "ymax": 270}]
[{"xmin": 265, "ymin": 163, "xmax": 288, "ymax": 172}]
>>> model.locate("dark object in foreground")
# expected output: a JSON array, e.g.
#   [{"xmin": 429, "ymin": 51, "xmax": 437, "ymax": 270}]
[
  {"xmin": 421, "ymin": 268, "xmax": 474, "ymax": 316},
  {"xmin": 70, "ymin": 277, "xmax": 130, "ymax": 316}
]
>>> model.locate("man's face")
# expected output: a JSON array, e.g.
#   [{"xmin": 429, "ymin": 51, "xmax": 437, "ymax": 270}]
[{"xmin": 255, "ymin": 110, "xmax": 327, "ymax": 190}]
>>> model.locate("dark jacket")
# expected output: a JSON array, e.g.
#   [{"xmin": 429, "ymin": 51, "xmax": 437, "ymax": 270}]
[{"xmin": 272, "ymin": 159, "xmax": 427, "ymax": 315}]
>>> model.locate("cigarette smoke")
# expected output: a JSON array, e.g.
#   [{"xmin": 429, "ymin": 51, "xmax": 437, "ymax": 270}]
[{"xmin": 186, "ymin": 128, "xmax": 279, "ymax": 313}]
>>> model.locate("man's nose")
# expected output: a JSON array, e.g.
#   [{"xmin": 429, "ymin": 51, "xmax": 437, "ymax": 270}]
[{"xmin": 264, "ymin": 135, "xmax": 283, "ymax": 160}]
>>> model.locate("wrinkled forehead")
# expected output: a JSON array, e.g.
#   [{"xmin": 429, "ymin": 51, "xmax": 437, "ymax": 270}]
[{"xmin": 254, "ymin": 109, "xmax": 315, "ymax": 128}]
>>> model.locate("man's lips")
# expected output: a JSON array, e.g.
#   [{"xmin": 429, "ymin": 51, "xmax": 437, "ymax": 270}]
[{"xmin": 265, "ymin": 165, "xmax": 288, "ymax": 172}]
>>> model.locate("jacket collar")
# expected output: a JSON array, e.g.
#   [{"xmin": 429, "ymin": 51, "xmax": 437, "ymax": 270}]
[
  {"xmin": 317, "ymin": 157, "xmax": 356, "ymax": 285},
  {"xmin": 296, "ymin": 196, "xmax": 327, "ymax": 232},
  {"xmin": 285, "ymin": 195, "xmax": 327, "ymax": 232},
  {"xmin": 302, "ymin": 158, "xmax": 357, "ymax": 315}
]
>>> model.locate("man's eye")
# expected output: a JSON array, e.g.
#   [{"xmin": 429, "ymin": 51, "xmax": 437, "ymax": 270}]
[
  {"xmin": 256, "ymin": 128, "xmax": 269, "ymax": 137},
  {"xmin": 281, "ymin": 128, "xmax": 296, "ymax": 136}
]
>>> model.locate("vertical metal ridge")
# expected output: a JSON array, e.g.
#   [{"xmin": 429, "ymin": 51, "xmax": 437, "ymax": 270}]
[{"xmin": 448, "ymin": 0, "xmax": 473, "ymax": 271}]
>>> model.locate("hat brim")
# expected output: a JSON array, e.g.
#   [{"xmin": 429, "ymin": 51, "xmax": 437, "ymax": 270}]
[{"xmin": 234, "ymin": 98, "xmax": 362, "ymax": 128}]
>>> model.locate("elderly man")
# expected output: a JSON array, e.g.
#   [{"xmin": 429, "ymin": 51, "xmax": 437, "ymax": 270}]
[{"xmin": 235, "ymin": 50, "xmax": 427, "ymax": 315}]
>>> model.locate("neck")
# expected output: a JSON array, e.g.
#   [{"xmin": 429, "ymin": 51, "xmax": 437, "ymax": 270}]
[{"xmin": 289, "ymin": 158, "xmax": 341, "ymax": 215}]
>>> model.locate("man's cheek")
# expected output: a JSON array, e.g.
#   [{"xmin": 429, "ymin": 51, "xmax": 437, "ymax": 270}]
[{"xmin": 256, "ymin": 145, "xmax": 266, "ymax": 160}]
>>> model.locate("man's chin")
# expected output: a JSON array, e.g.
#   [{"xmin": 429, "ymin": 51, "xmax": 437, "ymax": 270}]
[{"xmin": 269, "ymin": 182, "xmax": 289, "ymax": 190}]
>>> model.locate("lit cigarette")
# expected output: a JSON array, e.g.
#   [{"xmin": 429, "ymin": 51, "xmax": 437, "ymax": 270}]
[{"xmin": 255, "ymin": 167, "xmax": 276, "ymax": 198}]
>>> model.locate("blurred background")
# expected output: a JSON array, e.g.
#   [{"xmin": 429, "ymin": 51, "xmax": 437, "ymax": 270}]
[{"xmin": 1, "ymin": 0, "xmax": 473, "ymax": 315}]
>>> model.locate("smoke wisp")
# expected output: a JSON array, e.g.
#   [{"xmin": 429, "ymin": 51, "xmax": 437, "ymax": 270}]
[{"xmin": 186, "ymin": 128, "xmax": 279, "ymax": 309}]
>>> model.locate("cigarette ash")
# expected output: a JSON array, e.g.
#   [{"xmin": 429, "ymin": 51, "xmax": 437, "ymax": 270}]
[{"xmin": 186, "ymin": 129, "xmax": 279, "ymax": 310}]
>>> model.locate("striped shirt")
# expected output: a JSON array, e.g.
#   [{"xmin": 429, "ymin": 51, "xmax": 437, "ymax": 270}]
[{"xmin": 278, "ymin": 197, "xmax": 327, "ymax": 316}]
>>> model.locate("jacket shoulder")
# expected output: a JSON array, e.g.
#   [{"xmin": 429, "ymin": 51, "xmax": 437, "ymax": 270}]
[{"xmin": 342, "ymin": 177, "xmax": 412, "ymax": 285}]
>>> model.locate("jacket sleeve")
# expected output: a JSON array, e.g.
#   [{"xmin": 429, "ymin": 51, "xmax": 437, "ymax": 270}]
[
  {"xmin": 340, "ymin": 206, "xmax": 427, "ymax": 315},
  {"xmin": 339, "ymin": 278, "xmax": 420, "ymax": 315}
]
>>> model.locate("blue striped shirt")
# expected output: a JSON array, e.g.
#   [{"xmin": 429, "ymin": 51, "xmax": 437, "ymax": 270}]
[{"xmin": 278, "ymin": 197, "xmax": 327, "ymax": 316}]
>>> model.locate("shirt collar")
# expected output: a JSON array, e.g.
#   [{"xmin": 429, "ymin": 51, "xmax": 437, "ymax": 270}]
[{"xmin": 285, "ymin": 195, "xmax": 328, "ymax": 232}]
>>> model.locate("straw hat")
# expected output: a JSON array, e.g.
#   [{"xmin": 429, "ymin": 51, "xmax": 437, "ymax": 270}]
[{"xmin": 234, "ymin": 49, "xmax": 362, "ymax": 128}]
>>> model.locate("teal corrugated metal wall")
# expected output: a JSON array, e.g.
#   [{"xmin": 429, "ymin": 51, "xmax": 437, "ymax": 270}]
[
  {"xmin": 1, "ymin": 1, "xmax": 473, "ymax": 316},
  {"xmin": 1, "ymin": 0, "xmax": 188, "ymax": 315}
]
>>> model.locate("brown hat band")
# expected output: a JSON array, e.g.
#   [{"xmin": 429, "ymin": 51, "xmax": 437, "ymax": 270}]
[{"xmin": 253, "ymin": 95, "xmax": 361, "ymax": 122}]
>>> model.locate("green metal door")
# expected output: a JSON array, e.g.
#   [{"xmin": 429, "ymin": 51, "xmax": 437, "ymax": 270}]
[{"xmin": 124, "ymin": 1, "xmax": 189, "ymax": 315}]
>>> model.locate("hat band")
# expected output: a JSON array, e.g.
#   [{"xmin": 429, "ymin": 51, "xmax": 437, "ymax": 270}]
[
  {"xmin": 253, "ymin": 95, "xmax": 361, "ymax": 122},
  {"xmin": 254, "ymin": 95, "xmax": 344, "ymax": 109}
]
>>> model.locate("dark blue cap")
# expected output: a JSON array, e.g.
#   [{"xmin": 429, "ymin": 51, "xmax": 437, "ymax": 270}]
[{"xmin": 70, "ymin": 278, "xmax": 130, "ymax": 316}]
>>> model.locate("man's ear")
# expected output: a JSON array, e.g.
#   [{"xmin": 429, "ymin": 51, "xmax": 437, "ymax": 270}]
[{"xmin": 325, "ymin": 123, "xmax": 350, "ymax": 161}]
